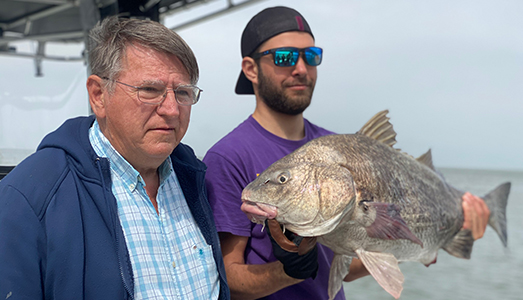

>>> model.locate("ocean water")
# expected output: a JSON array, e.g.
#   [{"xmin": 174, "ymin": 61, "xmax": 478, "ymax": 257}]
[{"xmin": 343, "ymin": 168, "xmax": 523, "ymax": 300}]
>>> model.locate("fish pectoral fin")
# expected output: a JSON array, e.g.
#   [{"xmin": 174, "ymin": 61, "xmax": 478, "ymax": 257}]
[
  {"xmin": 328, "ymin": 254, "xmax": 353, "ymax": 300},
  {"xmin": 356, "ymin": 249, "xmax": 404, "ymax": 299},
  {"xmin": 442, "ymin": 228, "xmax": 474, "ymax": 259},
  {"xmin": 364, "ymin": 202, "xmax": 423, "ymax": 247}
]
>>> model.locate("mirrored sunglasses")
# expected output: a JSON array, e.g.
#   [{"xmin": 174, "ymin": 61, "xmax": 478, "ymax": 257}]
[{"xmin": 251, "ymin": 46, "xmax": 323, "ymax": 67}]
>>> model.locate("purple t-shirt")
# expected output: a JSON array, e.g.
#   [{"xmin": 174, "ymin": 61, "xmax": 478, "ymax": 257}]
[{"xmin": 203, "ymin": 116, "xmax": 346, "ymax": 300}]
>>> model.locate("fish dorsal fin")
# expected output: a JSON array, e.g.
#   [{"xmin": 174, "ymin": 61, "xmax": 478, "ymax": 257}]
[
  {"xmin": 416, "ymin": 149, "xmax": 435, "ymax": 171},
  {"xmin": 357, "ymin": 110, "xmax": 397, "ymax": 148}
]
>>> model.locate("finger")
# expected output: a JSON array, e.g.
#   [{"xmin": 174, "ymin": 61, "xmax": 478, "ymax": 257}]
[
  {"xmin": 462, "ymin": 192, "xmax": 490, "ymax": 240},
  {"xmin": 470, "ymin": 194, "xmax": 490, "ymax": 239},
  {"xmin": 469, "ymin": 194, "xmax": 484, "ymax": 237},
  {"xmin": 462, "ymin": 192, "xmax": 484, "ymax": 239},
  {"xmin": 462, "ymin": 193, "xmax": 474, "ymax": 232},
  {"xmin": 476, "ymin": 195, "xmax": 490, "ymax": 223}
]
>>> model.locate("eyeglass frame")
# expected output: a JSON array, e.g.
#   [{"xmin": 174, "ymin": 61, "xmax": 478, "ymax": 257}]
[
  {"xmin": 250, "ymin": 46, "xmax": 323, "ymax": 67},
  {"xmin": 101, "ymin": 76, "xmax": 202, "ymax": 106}
]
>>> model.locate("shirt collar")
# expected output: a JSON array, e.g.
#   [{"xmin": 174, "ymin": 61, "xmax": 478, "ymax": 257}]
[{"xmin": 89, "ymin": 120, "xmax": 173, "ymax": 191}]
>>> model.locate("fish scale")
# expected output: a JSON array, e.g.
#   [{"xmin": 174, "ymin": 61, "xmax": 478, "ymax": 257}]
[{"xmin": 241, "ymin": 110, "xmax": 510, "ymax": 300}]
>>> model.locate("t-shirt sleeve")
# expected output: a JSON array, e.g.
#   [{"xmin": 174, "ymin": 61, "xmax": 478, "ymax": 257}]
[{"xmin": 203, "ymin": 151, "xmax": 253, "ymax": 237}]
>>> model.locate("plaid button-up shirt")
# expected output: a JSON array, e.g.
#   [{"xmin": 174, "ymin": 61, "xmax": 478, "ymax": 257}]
[{"xmin": 89, "ymin": 121, "xmax": 219, "ymax": 300}]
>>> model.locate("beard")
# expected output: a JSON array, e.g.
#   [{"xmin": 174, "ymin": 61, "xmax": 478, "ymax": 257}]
[{"xmin": 257, "ymin": 66, "xmax": 315, "ymax": 116}]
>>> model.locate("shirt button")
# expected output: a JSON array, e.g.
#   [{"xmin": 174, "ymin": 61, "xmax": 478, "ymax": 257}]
[
  {"xmin": 129, "ymin": 183, "xmax": 135, "ymax": 190},
  {"xmin": 172, "ymin": 261, "xmax": 176, "ymax": 268}
]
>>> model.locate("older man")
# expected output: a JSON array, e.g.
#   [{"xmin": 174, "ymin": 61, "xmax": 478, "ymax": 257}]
[{"xmin": 0, "ymin": 17, "xmax": 229, "ymax": 299}]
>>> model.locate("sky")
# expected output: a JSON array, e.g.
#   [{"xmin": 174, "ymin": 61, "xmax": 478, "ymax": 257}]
[{"xmin": 0, "ymin": 0, "xmax": 522, "ymax": 171}]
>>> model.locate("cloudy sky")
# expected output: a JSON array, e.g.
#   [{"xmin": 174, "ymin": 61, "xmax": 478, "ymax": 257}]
[{"xmin": 1, "ymin": 0, "xmax": 522, "ymax": 171}]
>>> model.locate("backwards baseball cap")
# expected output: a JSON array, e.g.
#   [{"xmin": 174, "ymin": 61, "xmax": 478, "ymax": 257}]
[{"xmin": 235, "ymin": 6, "xmax": 314, "ymax": 95}]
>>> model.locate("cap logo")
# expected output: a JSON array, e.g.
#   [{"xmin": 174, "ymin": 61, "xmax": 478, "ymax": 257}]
[{"xmin": 295, "ymin": 16, "xmax": 305, "ymax": 31}]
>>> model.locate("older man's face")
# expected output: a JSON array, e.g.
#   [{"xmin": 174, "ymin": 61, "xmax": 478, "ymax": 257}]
[{"xmin": 100, "ymin": 44, "xmax": 192, "ymax": 171}]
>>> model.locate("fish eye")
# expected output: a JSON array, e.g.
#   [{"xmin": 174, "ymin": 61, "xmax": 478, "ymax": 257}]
[{"xmin": 277, "ymin": 172, "xmax": 289, "ymax": 184}]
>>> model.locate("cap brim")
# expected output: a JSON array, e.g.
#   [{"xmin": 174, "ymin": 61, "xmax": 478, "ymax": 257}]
[{"xmin": 235, "ymin": 70, "xmax": 254, "ymax": 95}]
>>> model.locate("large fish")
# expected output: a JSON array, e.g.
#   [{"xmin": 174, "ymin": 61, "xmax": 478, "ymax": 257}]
[{"xmin": 241, "ymin": 110, "xmax": 510, "ymax": 299}]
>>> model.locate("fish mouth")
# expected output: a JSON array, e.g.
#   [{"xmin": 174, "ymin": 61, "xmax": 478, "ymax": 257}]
[{"xmin": 240, "ymin": 200, "xmax": 278, "ymax": 224}]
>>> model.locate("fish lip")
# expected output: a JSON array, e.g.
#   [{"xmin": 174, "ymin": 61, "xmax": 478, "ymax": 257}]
[{"xmin": 241, "ymin": 199, "xmax": 278, "ymax": 223}]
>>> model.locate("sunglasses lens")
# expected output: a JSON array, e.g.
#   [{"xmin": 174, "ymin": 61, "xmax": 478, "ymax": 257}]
[
  {"xmin": 268, "ymin": 47, "xmax": 323, "ymax": 67},
  {"xmin": 304, "ymin": 47, "xmax": 322, "ymax": 66},
  {"xmin": 274, "ymin": 49, "xmax": 299, "ymax": 67}
]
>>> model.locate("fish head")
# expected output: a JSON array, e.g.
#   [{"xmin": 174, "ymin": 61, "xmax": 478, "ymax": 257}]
[{"xmin": 241, "ymin": 147, "xmax": 358, "ymax": 236}]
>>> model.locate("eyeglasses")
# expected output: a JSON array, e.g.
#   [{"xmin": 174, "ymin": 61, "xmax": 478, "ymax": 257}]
[
  {"xmin": 251, "ymin": 47, "xmax": 323, "ymax": 67},
  {"xmin": 102, "ymin": 77, "xmax": 202, "ymax": 106}
]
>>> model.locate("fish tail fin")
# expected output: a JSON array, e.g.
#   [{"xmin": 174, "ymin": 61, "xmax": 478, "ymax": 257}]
[
  {"xmin": 442, "ymin": 229, "xmax": 474, "ymax": 259},
  {"xmin": 442, "ymin": 182, "xmax": 511, "ymax": 259},
  {"xmin": 483, "ymin": 182, "xmax": 511, "ymax": 247}
]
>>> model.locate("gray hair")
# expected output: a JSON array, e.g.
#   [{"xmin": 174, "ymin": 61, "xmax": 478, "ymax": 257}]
[{"xmin": 88, "ymin": 16, "xmax": 199, "ymax": 91}]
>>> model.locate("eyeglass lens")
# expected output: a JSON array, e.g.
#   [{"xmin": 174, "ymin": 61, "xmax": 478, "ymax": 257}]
[
  {"xmin": 138, "ymin": 83, "xmax": 200, "ymax": 105},
  {"xmin": 273, "ymin": 47, "xmax": 322, "ymax": 67}
]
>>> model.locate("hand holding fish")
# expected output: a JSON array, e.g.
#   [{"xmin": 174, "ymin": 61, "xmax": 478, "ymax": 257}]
[
  {"xmin": 265, "ymin": 220, "xmax": 319, "ymax": 280},
  {"xmin": 462, "ymin": 192, "xmax": 491, "ymax": 240}
]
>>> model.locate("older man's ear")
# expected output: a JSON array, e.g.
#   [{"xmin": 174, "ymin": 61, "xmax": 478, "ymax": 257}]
[{"xmin": 87, "ymin": 75, "xmax": 106, "ymax": 118}]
